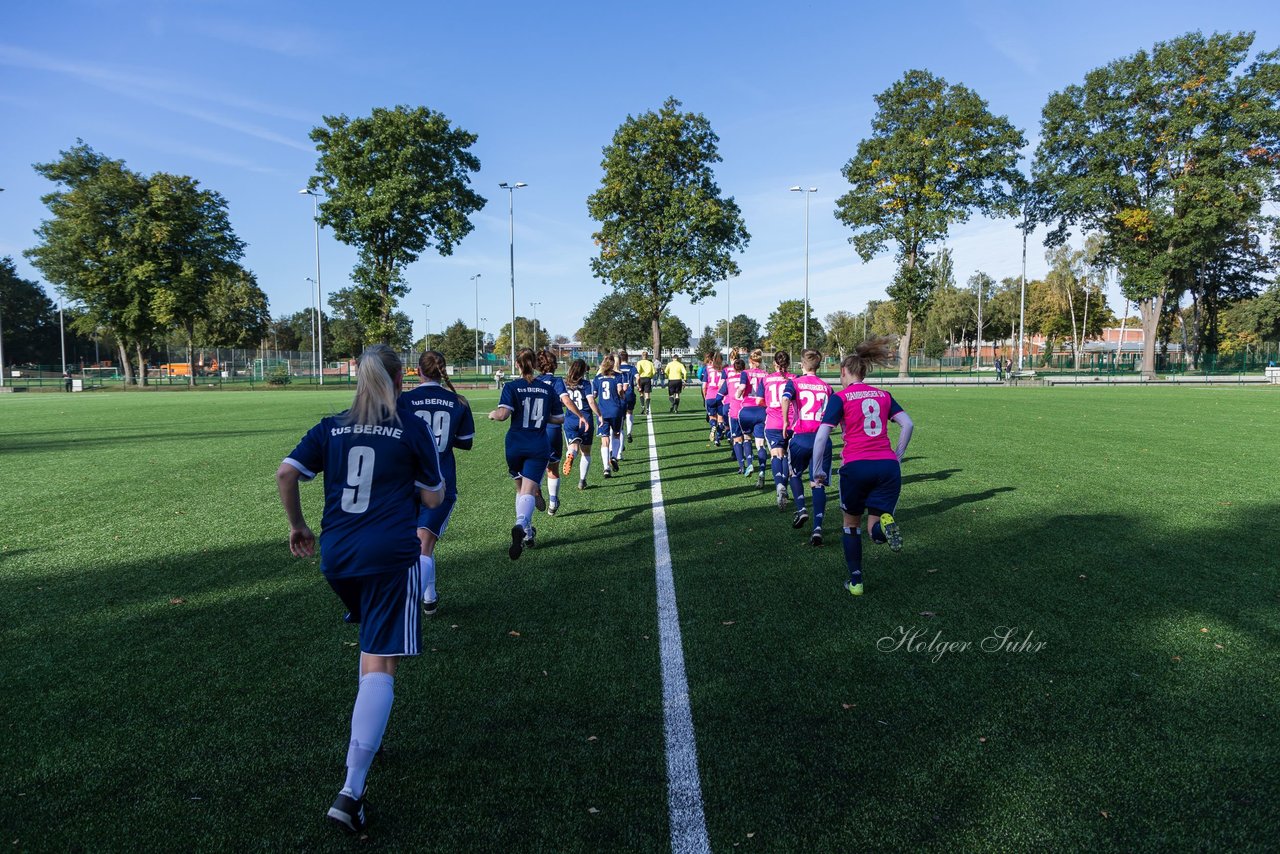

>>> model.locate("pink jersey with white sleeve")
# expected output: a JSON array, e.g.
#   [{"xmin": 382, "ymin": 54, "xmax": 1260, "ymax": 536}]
[
  {"xmin": 702, "ymin": 368, "xmax": 724, "ymax": 400},
  {"xmin": 738, "ymin": 367, "xmax": 767, "ymax": 407},
  {"xmin": 784, "ymin": 374, "xmax": 834, "ymax": 435},
  {"xmin": 821, "ymin": 382, "xmax": 904, "ymax": 464},
  {"xmin": 762, "ymin": 372, "xmax": 796, "ymax": 430}
]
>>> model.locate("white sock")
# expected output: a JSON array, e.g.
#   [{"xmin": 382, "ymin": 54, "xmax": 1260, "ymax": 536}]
[
  {"xmin": 626, "ymin": 412, "xmax": 634, "ymax": 434},
  {"xmin": 611, "ymin": 438, "xmax": 621, "ymax": 460},
  {"xmin": 419, "ymin": 554, "xmax": 436, "ymax": 603},
  {"xmin": 516, "ymin": 494, "xmax": 535, "ymax": 530},
  {"xmin": 580, "ymin": 454, "xmax": 591, "ymax": 480},
  {"xmin": 600, "ymin": 443, "xmax": 610, "ymax": 468},
  {"xmin": 343, "ymin": 671, "xmax": 394, "ymax": 799},
  {"xmin": 548, "ymin": 476, "xmax": 560, "ymax": 500}
]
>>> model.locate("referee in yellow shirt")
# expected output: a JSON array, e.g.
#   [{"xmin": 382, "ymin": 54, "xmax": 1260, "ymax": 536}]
[
  {"xmin": 635, "ymin": 351, "xmax": 656, "ymax": 414},
  {"xmin": 664, "ymin": 355, "xmax": 688, "ymax": 413}
]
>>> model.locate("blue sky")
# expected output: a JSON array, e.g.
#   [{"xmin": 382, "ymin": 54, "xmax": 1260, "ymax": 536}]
[{"xmin": 2, "ymin": 0, "xmax": 1277, "ymax": 344}]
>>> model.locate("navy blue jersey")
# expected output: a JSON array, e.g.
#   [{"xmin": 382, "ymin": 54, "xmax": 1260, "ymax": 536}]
[
  {"xmin": 499, "ymin": 377, "xmax": 562, "ymax": 456},
  {"xmin": 535, "ymin": 372, "xmax": 568, "ymax": 399},
  {"xmin": 616, "ymin": 363, "xmax": 638, "ymax": 402},
  {"xmin": 592, "ymin": 373, "xmax": 627, "ymax": 419},
  {"xmin": 398, "ymin": 382, "xmax": 475, "ymax": 498},
  {"xmin": 285, "ymin": 412, "xmax": 444, "ymax": 579},
  {"xmin": 562, "ymin": 381, "xmax": 594, "ymax": 418}
]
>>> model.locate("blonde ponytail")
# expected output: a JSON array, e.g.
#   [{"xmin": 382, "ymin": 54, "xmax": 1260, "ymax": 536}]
[{"xmin": 344, "ymin": 344, "xmax": 402, "ymax": 426}]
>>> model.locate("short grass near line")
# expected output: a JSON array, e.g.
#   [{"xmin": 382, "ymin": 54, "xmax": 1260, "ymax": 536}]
[{"xmin": 2, "ymin": 386, "xmax": 1279, "ymax": 851}]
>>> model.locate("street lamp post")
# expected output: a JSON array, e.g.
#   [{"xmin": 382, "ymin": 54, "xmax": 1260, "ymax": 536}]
[
  {"xmin": 1018, "ymin": 208, "xmax": 1028, "ymax": 371},
  {"xmin": 789, "ymin": 186, "xmax": 817, "ymax": 350},
  {"xmin": 298, "ymin": 189, "xmax": 325, "ymax": 384},
  {"xmin": 305, "ymin": 276, "xmax": 318, "ymax": 381},
  {"xmin": 498, "ymin": 182, "xmax": 527, "ymax": 369},
  {"xmin": 423, "ymin": 303, "xmax": 431, "ymax": 353},
  {"xmin": 530, "ymin": 302, "xmax": 541, "ymax": 353},
  {"xmin": 471, "ymin": 273, "xmax": 482, "ymax": 379}
]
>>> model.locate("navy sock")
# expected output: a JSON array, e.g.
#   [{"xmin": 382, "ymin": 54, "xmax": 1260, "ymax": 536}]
[
  {"xmin": 813, "ymin": 486, "xmax": 827, "ymax": 528},
  {"xmin": 790, "ymin": 475, "xmax": 806, "ymax": 511},
  {"xmin": 871, "ymin": 520, "xmax": 887, "ymax": 544},
  {"xmin": 757, "ymin": 446, "xmax": 767, "ymax": 468},
  {"xmin": 771, "ymin": 457, "xmax": 785, "ymax": 486},
  {"xmin": 841, "ymin": 527, "xmax": 863, "ymax": 585},
  {"xmin": 733, "ymin": 442, "xmax": 745, "ymax": 467}
]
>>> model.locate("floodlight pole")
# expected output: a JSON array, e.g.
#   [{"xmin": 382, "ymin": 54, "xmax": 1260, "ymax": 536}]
[
  {"xmin": 306, "ymin": 277, "xmax": 318, "ymax": 381},
  {"xmin": 790, "ymin": 186, "xmax": 817, "ymax": 350},
  {"xmin": 471, "ymin": 273, "xmax": 482, "ymax": 378},
  {"xmin": 530, "ymin": 301, "xmax": 541, "ymax": 353},
  {"xmin": 499, "ymin": 182, "xmax": 527, "ymax": 368},
  {"xmin": 299, "ymin": 189, "xmax": 325, "ymax": 384},
  {"xmin": 1018, "ymin": 208, "xmax": 1028, "ymax": 371},
  {"xmin": 976, "ymin": 278, "xmax": 983, "ymax": 369},
  {"xmin": 423, "ymin": 303, "xmax": 431, "ymax": 352}
]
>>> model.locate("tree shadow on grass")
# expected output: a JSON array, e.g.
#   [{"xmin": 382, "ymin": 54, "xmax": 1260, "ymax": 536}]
[{"xmin": 0, "ymin": 428, "xmax": 285, "ymax": 455}]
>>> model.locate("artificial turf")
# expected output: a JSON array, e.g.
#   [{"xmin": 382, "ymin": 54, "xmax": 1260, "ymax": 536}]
[{"xmin": 1, "ymin": 385, "xmax": 1277, "ymax": 851}]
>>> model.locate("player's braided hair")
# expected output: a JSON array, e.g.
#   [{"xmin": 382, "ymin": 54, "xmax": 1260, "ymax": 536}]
[
  {"xmin": 842, "ymin": 336, "xmax": 896, "ymax": 381},
  {"xmin": 733, "ymin": 357, "xmax": 746, "ymax": 372},
  {"xmin": 418, "ymin": 349, "xmax": 468, "ymax": 408},
  {"xmin": 749, "ymin": 348, "xmax": 763, "ymax": 366},
  {"xmin": 773, "ymin": 350, "xmax": 791, "ymax": 372},
  {"xmin": 536, "ymin": 349, "xmax": 557, "ymax": 375},
  {"xmin": 801, "ymin": 349, "xmax": 822, "ymax": 373},
  {"xmin": 346, "ymin": 344, "xmax": 402, "ymax": 427},
  {"xmin": 516, "ymin": 348, "xmax": 538, "ymax": 380}
]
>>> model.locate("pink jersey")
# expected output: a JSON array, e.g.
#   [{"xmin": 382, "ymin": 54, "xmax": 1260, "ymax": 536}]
[
  {"xmin": 784, "ymin": 374, "xmax": 834, "ymax": 435},
  {"xmin": 822, "ymin": 382, "xmax": 903, "ymax": 464},
  {"xmin": 738, "ymin": 367, "xmax": 767, "ymax": 407},
  {"xmin": 702, "ymin": 368, "xmax": 724, "ymax": 400},
  {"xmin": 762, "ymin": 372, "xmax": 796, "ymax": 430},
  {"xmin": 721, "ymin": 374, "xmax": 748, "ymax": 417}
]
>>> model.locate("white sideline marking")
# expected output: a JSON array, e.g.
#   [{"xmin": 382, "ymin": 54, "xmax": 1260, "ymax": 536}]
[{"xmin": 645, "ymin": 411, "xmax": 711, "ymax": 854}]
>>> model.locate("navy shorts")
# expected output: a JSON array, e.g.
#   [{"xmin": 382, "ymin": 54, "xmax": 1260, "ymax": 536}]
[
  {"xmin": 839, "ymin": 459, "xmax": 902, "ymax": 517},
  {"xmin": 764, "ymin": 428, "xmax": 787, "ymax": 450},
  {"xmin": 565, "ymin": 418, "xmax": 594, "ymax": 447},
  {"xmin": 727, "ymin": 414, "xmax": 742, "ymax": 436},
  {"xmin": 739, "ymin": 406, "xmax": 766, "ymax": 439},
  {"xmin": 508, "ymin": 451, "xmax": 550, "ymax": 482},
  {"xmin": 329, "ymin": 567, "xmax": 421, "ymax": 656},
  {"xmin": 417, "ymin": 494, "xmax": 456, "ymax": 538},
  {"xmin": 705, "ymin": 400, "xmax": 720, "ymax": 419},
  {"xmin": 545, "ymin": 425, "xmax": 564, "ymax": 465},
  {"xmin": 788, "ymin": 433, "xmax": 832, "ymax": 481},
  {"xmin": 625, "ymin": 395, "xmax": 637, "ymax": 412},
  {"xmin": 597, "ymin": 413, "xmax": 624, "ymax": 438}
]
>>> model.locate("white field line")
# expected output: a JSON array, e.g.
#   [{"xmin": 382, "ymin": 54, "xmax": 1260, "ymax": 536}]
[{"xmin": 645, "ymin": 410, "xmax": 712, "ymax": 854}]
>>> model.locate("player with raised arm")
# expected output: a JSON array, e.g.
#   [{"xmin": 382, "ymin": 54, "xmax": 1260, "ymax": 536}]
[
  {"xmin": 560, "ymin": 359, "xmax": 598, "ymax": 490},
  {"xmin": 615, "ymin": 349, "xmax": 638, "ymax": 451},
  {"xmin": 276, "ymin": 344, "xmax": 445, "ymax": 833},
  {"xmin": 736, "ymin": 348, "xmax": 769, "ymax": 488},
  {"xmin": 398, "ymin": 350, "xmax": 475, "ymax": 616},
  {"xmin": 535, "ymin": 350, "xmax": 589, "ymax": 516},
  {"xmin": 592, "ymin": 355, "xmax": 628, "ymax": 479},
  {"xmin": 761, "ymin": 350, "xmax": 797, "ymax": 510},
  {"xmin": 488, "ymin": 349, "xmax": 565, "ymax": 559},
  {"xmin": 812, "ymin": 337, "xmax": 914, "ymax": 596},
  {"xmin": 702, "ymin": 354, "xmax": 726, "ymax": 446},
  {"xmin": 782, "ymin": 349, "xmax": 834, "ymax": 545},
  {"xmin": 635, "ymin": 350, "xmax": 656, "ymax": 415}
]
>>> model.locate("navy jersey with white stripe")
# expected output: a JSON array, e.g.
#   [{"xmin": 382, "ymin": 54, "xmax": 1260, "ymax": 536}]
[
  {"xmin": 592, "ymin": 373, "xmax": 627, "ymax": 419},
  {"xmin": 285, "ymin": 413, "xmax": 444, "ymax": 579},
  {"xmin": 616, "ymin": 363, "xmax": 638, "ymax": 401},
  {"xmin": 499, "ymin": 377, "xmax": 562, "ymax": 456},
  {"xmin": 398, "ymin": 382, "xmax": 475, "ymax": 498}
]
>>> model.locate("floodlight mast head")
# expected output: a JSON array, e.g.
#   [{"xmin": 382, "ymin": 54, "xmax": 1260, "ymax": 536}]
[{"xmin": 789, "ymin": 185, "xmax": 802, "ymax": 191}]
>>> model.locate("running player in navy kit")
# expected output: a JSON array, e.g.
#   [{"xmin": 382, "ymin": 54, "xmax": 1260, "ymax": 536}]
[
  {"xmin": 277, "ymin": 344, "xmax": 445, "ymax": 833},
  {"xmin": 398, "ymin": 350, "xmax": 474, "ymax": 616},
  {"xmin": 592, "ymin": 355, "xmax": 629, "ymax": 478},
  {"xmin": 615, "ymin": 349, "xmax": 639, "ymax": 451},
  {"xmin": 560, "ymin": 358, "xmax": 597, "ymax": 489},
  {"xmin": 534, "ymin": 350, "xmax": 588, "ymax": 516},
  {"xmin": 489, "ymin": 349, "xmax": 564, "ymax": 559}
]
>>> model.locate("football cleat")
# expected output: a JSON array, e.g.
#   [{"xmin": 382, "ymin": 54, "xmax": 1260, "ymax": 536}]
[
  {"xmin": 523, "ymin": 526, "xmax": 537, "ymax": 549},
  {"xmin": 756, "ymin": 471, "xmax": 766, "ymax": 490},
  {"xmin": 610, "ymin": 458, "xmax": 620, "ymax": 473},
  {"xmin": 880, "ymin": 513, "xmax": 902, "ymax": 552},
  {"xmin": 508, "ymin": 525, "xmax": 525, "ymax": 561},
  {"xmin": 578, "ymin": 479, "xmax": 587, "ymax": 491},
  {"xmin": 845, "ymin": 581, "xmax": 863, "ymax": 597},
  {"xmin": 776, "ymin": 484, "xmax": 787, "ymax": 510},
  {"xmin": 603, "ymin": 469, "xmax": 612, "ymax": 479},
  {"xmin": 562, "ymin": 452, "xmax": 575, "ymax": 477},
  {"xmin": 547, "ymin": 499, "xmax": 559, "ymax": 517},
  {"xmin": 327, "ymin": 791, "xmax": 367, "ymax": 833},
  {"xmin": 792, "ymin": 509, "xmax": 810, "ymax": 529},
  {"xmin": 422, "ymin": 598, "xmax": 438, "ymax": 617},
  {"xmin": 810, "ymin": 527, "xmax": 824, "ymax": 547}
]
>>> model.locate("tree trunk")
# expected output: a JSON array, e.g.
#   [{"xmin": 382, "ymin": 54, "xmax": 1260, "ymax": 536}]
[
  {"xmin": 1066, "ymin": 288, "xmax": 1078, "ymax": 371},
  {"xmin": 897, "ymin": 310, "xmax": 913, "ymax": 378},
  {"xmin": 1079, "ymin": 289, "xmax": 1090, "ymax": 371},
  {"xmin": 117, "ymin": 339, "xmax": 134, "ymax": 386},
  {"xmin": 187, "ymin": 330, "xmax": 196, "ymax": 388},
  {"xmin": 135, "ymin": 342, "xmax": 148, "ymax": 386},
  {"xmin": 651, "ymin": 314, "xmax": 662, "ymax": 362},
  {"xmin": 1138, "ymin": 292, "xmax": 1165, "ymax": 380}
]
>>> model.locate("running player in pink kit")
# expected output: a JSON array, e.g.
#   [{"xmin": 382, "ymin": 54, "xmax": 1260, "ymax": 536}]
[
  {"xmin": 718, "ymin": 357, "xmax": 750, "ymax": 475},
  {"xmin": 781, "ymin": 349, "xmax": 834, "ymax": 544},
  {"xmin": 735, "ymin": 348, "xmax": 769, "ymax": 488},
  {"xmin": 812, "ymin": 338, "xmax": 914, "ymax": 596},
  {"xmin": 702, "ymin": 354, "xmax": 726, "ymax": 446},
  {"xmin": 760, "ymin": 350, "xmax": 797, "ymax": 509},
  {"xmin": 720, "ymin": 351, "xmax": 741, "ymax": 457}
]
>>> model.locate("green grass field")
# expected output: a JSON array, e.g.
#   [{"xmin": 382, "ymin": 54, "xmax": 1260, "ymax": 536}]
[{"xmin": 3, "ymin": 385, "xmax": 1278, "ymax": 851}]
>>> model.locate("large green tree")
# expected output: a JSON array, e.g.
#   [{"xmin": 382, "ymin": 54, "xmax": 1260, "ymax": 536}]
[
  {"xmin": 823, "ymin": 310, "xmax": 860, "ymax": 358},
  {"xmin": 430, "ymin": 319, "xmax": 481, "ymax": 365},
  {"xmin": 197, "ymin": 266, "xmax": 271, "ymax": 349},
  {"xmin": 0, "ymin": 257, "xmax": 61, "ymax": 366},
  {"xmin": 577, "ymin": 292, "xmax": 649, "ymax": 351},
  {"xmin": 587, "ymin": 97, "xmax": 750, "ymax": 356},
  {"xmin": 309, "ymin": 106, "xmax": 486, "ymax": 345},
  {"xmin": 1032, "ymin": 31, "xmax": 1280, "ymax": 378},
  {"xmin": 835, "ymin": 70, "xmax": 1025, "ymax": 375},
  {"xmin": 723, "ymin": 313, "xmax": 761, "ymax": 352},
  {"xmin": 494, "ymin": 316, "xmax": 550, "ymax": 360},
  {"xmin": 765, "ymin": 299, "xmax": 825, "ymax": 355}
]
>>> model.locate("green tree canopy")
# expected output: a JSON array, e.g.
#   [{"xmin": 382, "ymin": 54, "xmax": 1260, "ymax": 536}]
[
  {"xmin": 1032, "ymin": 31, "xmax": 1280, "ymax": 377},
  {"xmin": 309, "ymin": 106, "xmax": 486, "ymax": 345},
  {"xmin": 587, "ymin": 96, "xmax": 750, "ymax": 356},
  {"xmin": 723, "ymin": 313, "xmax": 761, "ymax": 352},
  {"xmin": 765, "ymin": 299, "xmax": 825, "ymax": 356},
  {"xmin": 0, "ymin": 257, "xmax": 61, "ymax": 366},
  {"xmin": 835, "ymin": 69, "xmax": 1025, "ymax": 375},
  {"xmin": 823, "ymin": 310, "xmax": 860, "ymax": 359},
  {"xmin": 430, "ymin": 319, "xmax": 481, "ymax": 365},
  {"xmin": 197, "ymin": 267, "xmax": 271, "ymax": 349},
  {"xmin": 695, "ymin": 326, "xmax": 719, "ymax": 357},
  {"xmin": 494, "ymin": 316, "xmax": 550, "ymax": 361}
]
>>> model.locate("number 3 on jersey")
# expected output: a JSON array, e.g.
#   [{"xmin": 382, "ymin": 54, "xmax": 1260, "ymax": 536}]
[
  {"xmin": 342, "ymin": 446, "xmax": 375, "ymax": 513},
  {"xmin": 861, "ymin": 398, "xmax": 883, "ymax": 437}
]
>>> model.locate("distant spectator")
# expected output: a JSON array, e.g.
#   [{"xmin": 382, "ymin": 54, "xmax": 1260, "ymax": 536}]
[
  {"xmin": 64, "ymin": 368, "xmax": 73, "ymax": 392},
  {"xmin": 994, "ymin": 359, "xmax": 1003, "ymax": 381}
]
